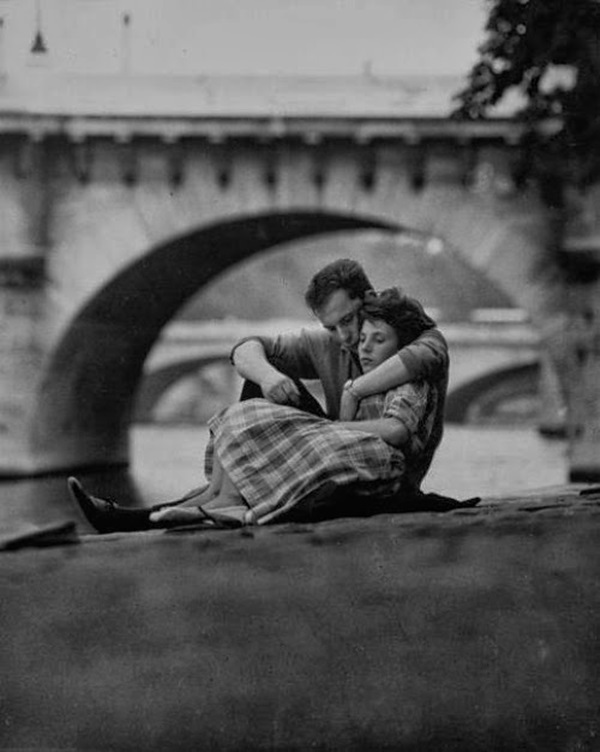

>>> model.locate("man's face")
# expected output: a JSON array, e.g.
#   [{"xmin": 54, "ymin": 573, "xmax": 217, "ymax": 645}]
[{"xmin": 316, "ymin": 289, "xmax": 363, "ymax": 349}]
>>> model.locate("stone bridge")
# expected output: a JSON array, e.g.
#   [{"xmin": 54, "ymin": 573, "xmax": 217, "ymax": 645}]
[{"xmin": 0, "ymin": 73, "xmax": 594, "ymax": 477}]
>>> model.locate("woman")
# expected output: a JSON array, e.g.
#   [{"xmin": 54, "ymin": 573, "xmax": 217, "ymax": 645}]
[{"xmin": 70, "ymin": 288, "xmax": 439, "ymax": 530}]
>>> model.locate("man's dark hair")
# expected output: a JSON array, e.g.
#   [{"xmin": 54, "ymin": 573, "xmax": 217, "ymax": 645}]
[{"xmin": 304, "ymin": 259, "xmax": 372, "ymax": 313}]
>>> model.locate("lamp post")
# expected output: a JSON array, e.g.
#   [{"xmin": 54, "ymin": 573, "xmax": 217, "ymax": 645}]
[
  {"xmin": 30, "ymin": 0, "xmax": 48, "ymax": 56},
  {"xmin": 121, "ymin": 11, "xmax": 132, "ymax": 76}
]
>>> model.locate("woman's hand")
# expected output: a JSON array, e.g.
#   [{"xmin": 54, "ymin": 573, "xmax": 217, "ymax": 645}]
[{"xmin": 339, "ymin": 380, "xmax": 360, "ymax": 420}]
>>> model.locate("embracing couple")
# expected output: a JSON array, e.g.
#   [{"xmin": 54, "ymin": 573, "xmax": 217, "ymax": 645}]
[{"xmin": 71, "ymin": 258, "xmax": 470, "ymax": 533}]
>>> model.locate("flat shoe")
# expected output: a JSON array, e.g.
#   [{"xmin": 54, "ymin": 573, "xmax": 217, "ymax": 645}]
[{"xmin": 67, "ymin": 477, "xmax": 154, "ymax": 534}]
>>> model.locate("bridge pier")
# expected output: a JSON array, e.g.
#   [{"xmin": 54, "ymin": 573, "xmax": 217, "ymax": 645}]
[
  {"xmin": 537, "ymin": 350, "xmax": 566, "ymax": 437},
  {"xmin": 0, "ymin": 262, "xmax": 48, "ymax": 475},
  {"xmin": 565, "ymin": 281, "xmax": 600, "ymax": 482},
  {"xmin": 555, "ymin": 186, "xmax": 600, "ymax": 482}
]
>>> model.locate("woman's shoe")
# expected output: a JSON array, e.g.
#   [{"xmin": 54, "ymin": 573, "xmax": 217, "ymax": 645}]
[{"xmin": 67, "ymin": 477, "xmax": 153, "ymax": 533}]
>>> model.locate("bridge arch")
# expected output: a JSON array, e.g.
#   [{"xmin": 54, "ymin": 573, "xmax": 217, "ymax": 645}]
[
  {"xmin": 30, "ymin": 210, "xmax": 398, "ymax": 469},
  {"xmin": 446, "ymin": 362, "xmax": 541, "ymax": 426}
]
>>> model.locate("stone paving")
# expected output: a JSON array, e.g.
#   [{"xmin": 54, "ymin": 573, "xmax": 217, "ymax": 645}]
[{"xmin": 1, "ymin": 485, "xmax": 599, "ymax": 750}]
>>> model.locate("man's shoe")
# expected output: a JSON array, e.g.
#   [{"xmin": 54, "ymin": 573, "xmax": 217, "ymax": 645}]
[{"xmin": 67, "ymin": 477, "xmax": 153, "ymax": 533}]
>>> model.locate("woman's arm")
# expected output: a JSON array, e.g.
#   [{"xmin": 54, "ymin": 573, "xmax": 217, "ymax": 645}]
[
  {"xmin": 337, "ymin": 418, "xmax": 409, "ymax": 448},
  {"xmin": 339, "ymin": 328, "xmax": 448, "ymax": 420}
]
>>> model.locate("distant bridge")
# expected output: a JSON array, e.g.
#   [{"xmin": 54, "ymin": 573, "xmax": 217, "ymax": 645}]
[{"xmin": 135, "ymin": 318, "xmax": 564, "ymax": 431}]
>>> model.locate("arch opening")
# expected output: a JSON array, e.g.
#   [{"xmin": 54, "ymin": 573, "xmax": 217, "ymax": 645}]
[
  {"xmin": 30, "ymin": 205, "xmax": 545, "ymax": 474},
  {"xmin": 134, "ymin": 357, "xmax": 238, "ymax": 425},
  {"xmin": 446, "ymin": 363, "xmax": 542, "ymax": 426},
  {"xmin": 31, "ymin": 210, "xmax": 398, "ymax": 470}
]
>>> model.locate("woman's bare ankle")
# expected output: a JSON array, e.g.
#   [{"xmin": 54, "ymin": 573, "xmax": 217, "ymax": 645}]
[{"xmin": 176, "ymin": 485, "xmax": 217, "ymax": 508}]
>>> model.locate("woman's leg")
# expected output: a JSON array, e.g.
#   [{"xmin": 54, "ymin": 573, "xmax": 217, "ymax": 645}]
[
  {"xmin": 150, "ymin": 460, "xmax": 249, "ymax": 526},
  {"xmin": 151, "ymin": 481, "xmax": 210, "ymax": 510},
  {"xmin": 164, "ymin": 456, "xmax": 224, "ymax": 509},
  {"xmin": 203, "ymin": 466, "xmax": 242, "ymax": 509},
  {"xmin": 202, "ymin": 471, "xmax": 249, "ymax": 521}
]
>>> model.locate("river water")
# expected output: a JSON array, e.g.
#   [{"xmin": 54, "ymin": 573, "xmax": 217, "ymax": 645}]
[
  {"xmin": 0, "ymin": 425, "xmax": 569, "ymax": 537},
  {"xmin": 131, "ymin": 424, "xmax": 570, "ymax": 501}
]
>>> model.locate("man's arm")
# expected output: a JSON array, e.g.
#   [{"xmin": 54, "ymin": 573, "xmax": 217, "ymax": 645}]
[
  {"xmin": 232, "ymin": 339, "xmax": 302, "ymax": 405},
  {"xmin": 355, "ymin": 328, "xmax": 447, "ymax": 396}
]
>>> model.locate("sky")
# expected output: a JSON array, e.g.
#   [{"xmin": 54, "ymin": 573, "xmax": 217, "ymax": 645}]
[{"xmin": 0, "ymin": 0, "xmax": 487, "ymax": 77}]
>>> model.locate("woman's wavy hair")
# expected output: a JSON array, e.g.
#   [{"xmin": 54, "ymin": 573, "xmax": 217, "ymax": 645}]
[{"xmin": 361, "ymin": 287, "xmax": 436, "ymax": 349}]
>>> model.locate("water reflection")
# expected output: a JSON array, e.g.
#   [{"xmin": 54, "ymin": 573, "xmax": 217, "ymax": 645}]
[
  {"xmin": 0, "ymin": 425, "xmax": 568, "ymax": 538},
  {"xmin": 423, "ymin": 425, "xmax": 568, "ymax": 499}
]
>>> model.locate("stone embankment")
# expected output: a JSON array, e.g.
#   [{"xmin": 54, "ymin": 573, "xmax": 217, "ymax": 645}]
[{"xmin": 1, "ymin": 485, "xmax": 599, "ymax": 750}]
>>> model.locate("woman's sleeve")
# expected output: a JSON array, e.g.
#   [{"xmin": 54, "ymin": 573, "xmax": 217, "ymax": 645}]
[{"xmin": 383, "ymin": 383, "xmax": 430, "ymax": 438}]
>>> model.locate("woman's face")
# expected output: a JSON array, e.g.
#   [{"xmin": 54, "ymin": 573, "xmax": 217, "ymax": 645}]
[{"xmin": 358, "ymin": 318, "xmax": 399, "ymax": 372}]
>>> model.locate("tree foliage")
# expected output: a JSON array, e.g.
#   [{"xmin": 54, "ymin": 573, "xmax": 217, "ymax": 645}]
[{"xmin": 454, "ymin": 0, "xmax": 600, "ymax": 182}]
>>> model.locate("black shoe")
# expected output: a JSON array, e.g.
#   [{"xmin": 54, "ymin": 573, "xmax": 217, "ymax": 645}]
[{"xmin": 67, "ymin": 477, "xmax": 153, "ymax": 534}]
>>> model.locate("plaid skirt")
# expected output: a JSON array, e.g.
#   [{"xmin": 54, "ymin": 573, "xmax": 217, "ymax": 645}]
[{"xmin": 206, "ymin": 398, "xmax": 406, "ymax": 525}]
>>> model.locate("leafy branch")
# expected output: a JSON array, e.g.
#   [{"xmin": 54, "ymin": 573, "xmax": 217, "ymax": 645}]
[{"xmin": 453, "ymin": 0, "xmax": 600, "ymax": 185}]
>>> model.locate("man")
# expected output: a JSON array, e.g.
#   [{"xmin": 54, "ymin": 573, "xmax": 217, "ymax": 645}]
[{"xmin": 69, "ymin": 258, "xmax": 450, "ymax": 532}]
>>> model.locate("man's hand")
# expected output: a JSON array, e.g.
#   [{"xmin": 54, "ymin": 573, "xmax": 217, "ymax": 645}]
[
  {"xmin": 233, "ymin": 340, "xmax": 301, "ymax": 406},
  {"xmin": 260, "ymin": 373, "xmax": 301, "ymax": 406}
]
